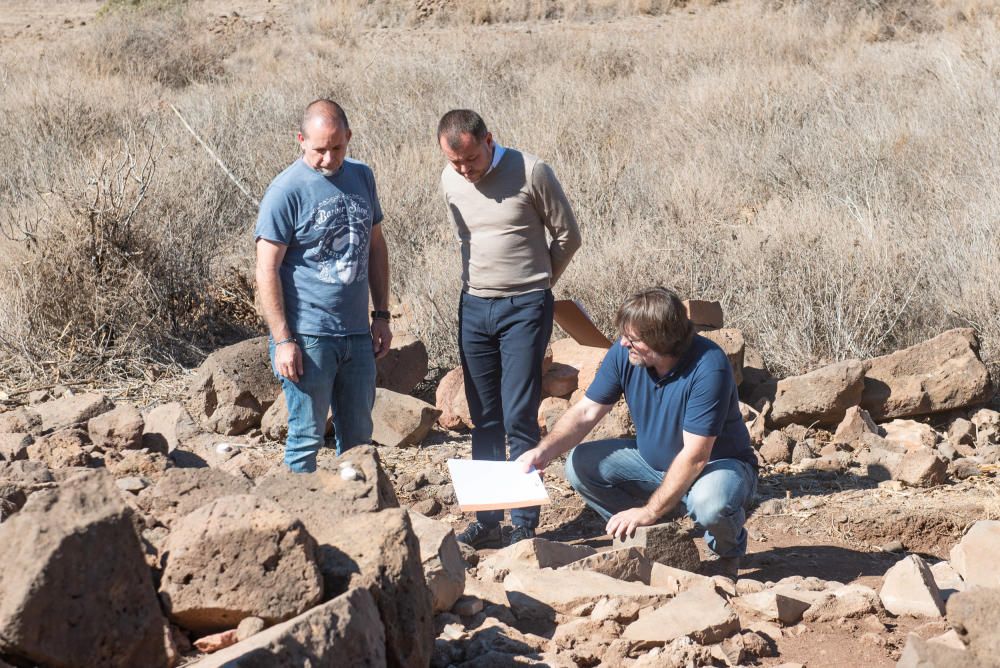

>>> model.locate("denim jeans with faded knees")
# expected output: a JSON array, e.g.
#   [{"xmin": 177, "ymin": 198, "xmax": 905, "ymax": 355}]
[
  {"xmin": 269, "ymin": 333, "xmax": 376, "ymax": 473},
  {"xmin": 565, "ymin": 438, "xmax": 758, "ymax": 558},
  {"xmin": 459, "ymin": 289, "xmax": 554, "ymax": 529}
]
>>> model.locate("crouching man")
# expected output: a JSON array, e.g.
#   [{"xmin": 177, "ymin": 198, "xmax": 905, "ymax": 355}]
[{"xmin": 517, "ymin": 287, "xmax": 758, "ymax": 577}]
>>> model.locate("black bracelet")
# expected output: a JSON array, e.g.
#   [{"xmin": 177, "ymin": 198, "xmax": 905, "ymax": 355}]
[{"xmin": 370, "ymin": 310, "xmax": 391, "ymax": 321}]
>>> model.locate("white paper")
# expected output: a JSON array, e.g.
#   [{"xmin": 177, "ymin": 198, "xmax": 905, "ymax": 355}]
[{"xmin": 447, "ymin": 459, "xmax": 551, "ymax": 511}]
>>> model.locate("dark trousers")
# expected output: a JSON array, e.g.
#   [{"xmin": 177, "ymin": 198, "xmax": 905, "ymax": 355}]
[{"xmin": 459, "ymin": 289, "xmax": 554, "ymax": 529}]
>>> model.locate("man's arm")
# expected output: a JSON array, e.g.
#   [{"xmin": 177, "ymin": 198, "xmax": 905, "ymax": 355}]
[
  {"xmin": 605, "ymin": 431, "xmax": 716, "ymax": 540},
  {"xmin": 368, "ymin": 224, "xmax": 392, "ymax": 359},
  {"xmin": 256, "ymin": 238, "xmax": 303, "ymax": 382},
  {"xmin": 531, "ymin": 162, "xmax": 581, "ymax": 286},
  {"xmin": 516, "ymin": 397, "xmax": 612, "ymax": 472}
]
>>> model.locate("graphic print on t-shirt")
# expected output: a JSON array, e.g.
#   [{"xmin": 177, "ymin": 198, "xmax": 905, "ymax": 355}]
[{"xmin": 305, "ymin": 193, "xmax": 371, "ymax": 284}]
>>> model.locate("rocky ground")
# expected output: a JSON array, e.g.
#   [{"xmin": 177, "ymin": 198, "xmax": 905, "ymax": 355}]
[
  {"xmin": 2, "ymin": 308, "xmax": 1000, "ymax": 667},
  {"xmin": 1, "ymin": 341, "xmax": 998, "ymax": 666}
]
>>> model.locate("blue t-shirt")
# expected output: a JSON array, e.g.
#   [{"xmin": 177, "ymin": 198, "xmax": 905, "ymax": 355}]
[
  {"xmin": 585, "ymin": 335, "xmax": 756, "ymax": 472},
  {"xmin": 255, "ymin": 158, "xmax": 383, "ymax": 337}
]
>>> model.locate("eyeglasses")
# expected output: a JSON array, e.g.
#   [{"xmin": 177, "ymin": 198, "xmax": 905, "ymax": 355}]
[{"xmin": 621, "ymin": 332, "xmax": 644, "ymax": 347}]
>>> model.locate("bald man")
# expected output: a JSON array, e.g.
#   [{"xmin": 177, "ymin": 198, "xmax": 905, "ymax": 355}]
[{"xmin": 255, "ymin": 99, "xmax": 392, "ymax": 472}]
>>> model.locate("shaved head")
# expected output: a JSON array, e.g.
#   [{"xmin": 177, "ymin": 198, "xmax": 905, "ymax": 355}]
[{"xmin": 300, "ymin": 99, "xmax": 350, "ymax": 138}]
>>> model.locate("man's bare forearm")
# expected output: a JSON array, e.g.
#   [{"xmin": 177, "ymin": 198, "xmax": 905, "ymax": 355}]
[
  {"xmin": 535, "ymin": 398, "xmax": 610, "ymax": 464},
  {"xmin": 369, "ymin": 228, "xmax": 390, "ymax": 311},
  {"xmin": 256, "ymin": 265, "xmax": 292, "ymax": 341}
]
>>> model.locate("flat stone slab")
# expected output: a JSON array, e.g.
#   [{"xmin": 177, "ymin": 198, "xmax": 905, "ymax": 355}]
[
  {"xmin": 648, "ymin": 563, "xmax": 715, "ymax": 594},
  {"xmin": 480, "ymin": 538, "xmax": 596, "ymax": 582},
  {"xmin": 559, "ymin": 547, "xmax": 652, "ymax": 583},
  {"xmin": 623, "ymin": 585, "xmax": 740, "ymax": 645},
  {"xmin": 190, "ymin": 587, "xmax": 385, "ymax": 667},
  {"xmin": 734, "ymin": 589, "xmax": 813, "ymax": 625},
  {"xmin": 504, "ymin": 568, "xmax": 668, "ymax": 620}
]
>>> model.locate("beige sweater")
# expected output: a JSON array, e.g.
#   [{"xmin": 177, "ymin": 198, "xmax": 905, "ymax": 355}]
[{"xmin": 441, "ymin": 148, "xmax": 582, "ymax": 298}]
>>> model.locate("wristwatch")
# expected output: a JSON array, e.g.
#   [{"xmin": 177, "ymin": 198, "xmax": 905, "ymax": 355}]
[{"xmin": 370, "ymin": 310, "xmax": 391, "ymax": 321}]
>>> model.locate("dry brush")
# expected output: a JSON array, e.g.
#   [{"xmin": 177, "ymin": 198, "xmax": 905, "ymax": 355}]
[{"xmin": 1, "ymin": 0, "xmax": 998, "ymax": 388}]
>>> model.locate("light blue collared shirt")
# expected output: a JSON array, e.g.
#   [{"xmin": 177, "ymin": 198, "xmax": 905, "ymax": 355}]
[{"xmin": 486, "ymin": 143, "xmax": 506, "ymax": 176}]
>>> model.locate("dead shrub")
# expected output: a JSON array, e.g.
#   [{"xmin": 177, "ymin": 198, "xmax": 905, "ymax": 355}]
[
  {"xmin": 87, "ymin": 5, "xmax": 226, "ymax": 88},
  {"xmin": 1, "ymin": 0, "xmax": 998, "ymax": 391}
]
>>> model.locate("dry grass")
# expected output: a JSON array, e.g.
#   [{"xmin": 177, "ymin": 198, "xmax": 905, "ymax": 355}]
[{"xmin": 1, "ymin": 0, "xmax": 999, "ymax": 389}]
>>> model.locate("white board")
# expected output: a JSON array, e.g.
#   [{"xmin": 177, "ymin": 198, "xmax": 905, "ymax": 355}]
[{"xmin": 446, "ymin": 459, "xmax": 551, "ymax": 512}]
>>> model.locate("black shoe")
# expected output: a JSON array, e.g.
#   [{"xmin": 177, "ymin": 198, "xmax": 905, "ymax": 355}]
[
  {"xmin": 507, "ymin": 525, "xmax": 536, "ymax": 546},
  {"xmin": 456, "ymin": 521, "xmax": 502, "ymax": 549}
]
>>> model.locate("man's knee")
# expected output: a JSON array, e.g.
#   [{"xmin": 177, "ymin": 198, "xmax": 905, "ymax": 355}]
[
  {"xmin": 686, "ymin": 487, "xmax": 741, "ymax": 529},
  {"xmin": 564, "ymin": 448, "xmax": 585, "ymax": 491},
  {"xmin": 565, "ymin": 446, "xmax": 601, "ymax": 493}
]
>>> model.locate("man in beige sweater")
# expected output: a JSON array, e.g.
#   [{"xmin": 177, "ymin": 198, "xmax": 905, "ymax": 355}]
[{"xmin": 438, "ymin": 109, "xmax": 582, "ymax": 548}]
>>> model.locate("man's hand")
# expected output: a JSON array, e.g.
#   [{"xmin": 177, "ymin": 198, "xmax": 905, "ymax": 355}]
[
  {"xmin": 606, "ymin": 506, "xmax": 658, "ymax": 541},
  {"xmin": 274, "ymin": 341, "xmax": 304, "ymax": 382},
  {"xmin": 371, "ymin": 319, "xmax": 392, "ymax": 359},
  {"xmin": 516, "ymin": 447, "xmax": 550, "ymax": 474}
]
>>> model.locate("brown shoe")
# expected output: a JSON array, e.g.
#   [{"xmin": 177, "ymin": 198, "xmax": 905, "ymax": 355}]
[{"xmin": 701, "ymin": 553, "xmax": 741, "ymax": 580}]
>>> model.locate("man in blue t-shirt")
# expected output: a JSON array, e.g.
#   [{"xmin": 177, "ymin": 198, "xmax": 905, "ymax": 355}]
[
  {"xmin": 517, "ymin": 287, "xmax": 758, "ymax": 576},
  {"xmin": 255, "ymin": 99, "xmax": 392, "ymax": 473}
]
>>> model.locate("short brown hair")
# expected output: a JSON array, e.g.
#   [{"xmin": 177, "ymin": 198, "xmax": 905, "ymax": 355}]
[
  {"xmin": 614, "ymin": 287, "xmax": 693, "ymax": 356},
  {"xmin": 437, "ymin": 109, "xmax": 488, "ymax": 149}
]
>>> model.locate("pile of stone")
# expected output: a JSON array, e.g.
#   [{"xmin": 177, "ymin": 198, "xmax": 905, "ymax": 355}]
[
  {"xmin": 430, "ymin": 522, "xmax": 890, "ymax": 667},
  {"xmin": 3, "ymin": 304, "xmax": 999, "ymax": 666},
  {"xmin": 0, "ymin": 441, "xmax": 458, "ymax": 666},
  {"xmin": 424, "ymin": 519, "xmax": 1000, "ymax": 668},
  {"xmin": 740, "ymin": 328, "xmax": 996, "ymax": 485}
]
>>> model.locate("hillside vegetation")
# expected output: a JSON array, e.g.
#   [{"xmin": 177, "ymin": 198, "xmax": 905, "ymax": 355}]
[{"xmin": 1, "ymin": 0, "xmax": 998, "ymax": 386}]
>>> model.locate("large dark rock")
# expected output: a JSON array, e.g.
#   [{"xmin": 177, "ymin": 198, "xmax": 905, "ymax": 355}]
[
  {"xmin": 316, "ymin": 509, "xmax": 433, "ymax": 668},
  {"xmin": 252, "ymin": 445, "xmax": 398, "ymax": 521},
  {"xmin": 861, "ymin": 328, "xmax": 993, "ymax": 421},
  {"xmin": 33, "ymin": 392, "xmax": 115, "ymax": 433},
  {"xmin": 767, "ymin": 359, "xmax": 865, "ymax": 427},
  {"xmin": 142, "ymin": 401, "xmax": 199, "ymax": 453},
  {"xmin": 137, "ymin": 467, "xmax": 253, "ymax": 528},
  {"xmin": 188, "ymin": 336, "xmax": 281, "ymax": 435},
  {"xmin": 371, "ymin": 388, "xmax": 441, "ymax": 448},
  {"xmin": 375, "ymin": 332, "xmax": 429, "ymax": 395},
  {"xmin": 947, "ymin": 587, "xmax": 1000, "ymax": 660},
  {"xmin": 159, "ymin": 494, "xmax": 323, "ymax": 633},
  {"xmin": 0, "ymin": 470, "xmax": 170, "ymax": 667}
]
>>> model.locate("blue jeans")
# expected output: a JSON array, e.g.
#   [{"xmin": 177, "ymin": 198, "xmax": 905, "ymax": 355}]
[
  {"xmin": 269, "ymin": 333, "xmax": 375, "ymax": 473},
  {"xmin": 459, "ymin": 289, "xmax": 554, "ymax": 529},
  {"xmin": 565, "ymin": 438, "xmax": 758, "ymax": 558}
]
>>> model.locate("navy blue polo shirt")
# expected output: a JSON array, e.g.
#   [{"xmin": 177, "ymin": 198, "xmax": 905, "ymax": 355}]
[{"xmin": 585, "ymin": 335, "xmax": 756, "ymax": 472}]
